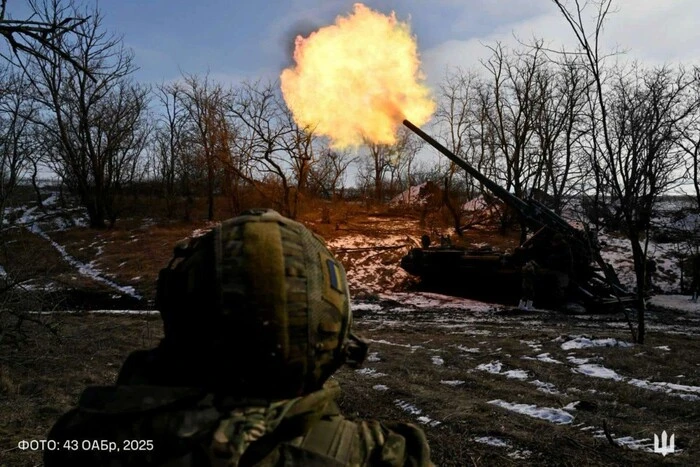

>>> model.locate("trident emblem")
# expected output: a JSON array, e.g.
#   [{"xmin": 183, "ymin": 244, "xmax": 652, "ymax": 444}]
[{"xmin": 653, "ymin": 431, "xmax": 675, "ymax": 456}]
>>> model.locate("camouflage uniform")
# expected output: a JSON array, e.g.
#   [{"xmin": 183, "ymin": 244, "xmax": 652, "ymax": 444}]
[
  {"xmin": 542, "ymin": 234, "xmax": 573, "ymax": 306},
  {"xmin": 44, "ymin": 209, "xmax": 433, "ymax": 466}
]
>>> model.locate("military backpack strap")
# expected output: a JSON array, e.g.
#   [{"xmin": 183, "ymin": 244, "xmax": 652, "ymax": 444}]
[
  {"xmin": 287, "ymin": 415, "xmax": 358, "ymax": 465},
  {"xmin": 286, "ymin": 417, "xmax": 434, "ymax": 466},
  {"xmin": 381, "ymin": 421, "xmax": 433, "ymax": 467}
]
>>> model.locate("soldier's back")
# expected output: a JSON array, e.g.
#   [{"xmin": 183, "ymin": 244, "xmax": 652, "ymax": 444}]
[{"xmin": 44, "ymin": 378, "xmax": 432, "ymax": 466}]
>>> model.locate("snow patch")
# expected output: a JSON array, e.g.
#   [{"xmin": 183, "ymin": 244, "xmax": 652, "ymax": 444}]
[
  {"xmin": 372, "ymin": 384, "xmax": 389, "ymax": 391},
  {"xmin": 529, "ymin": 380, "xmax": 560, "ymax": 395},
  {"xmin": 488, "ymin": 400, "xmax": 574, "ymax": 424},
  {"xmin": 394, "ymin": 400, "xmax": 441, "ymax": 427},
  {"xmin": 572, "ymin": 364, "xmax": 624, "ymax": 380},
  {"xmin": 31, "ymin": 310, "xmax": 159, "ymax": 315},
  {"xmin": 612, "ymin": 436, "xmax": 654, "ymax": 451},
  {"xmin": 474, "ymin": 436, "xmax": 510, "ymax": 448},
  {"xmin": 627, "ymin": 378, "xmax": 700, "ymax": 400},
  {"xmin": 366, "ymin": 352, "xmax": 381, "ymax": 363},
  {"xmin": 352, "ymin": 302, "xmax": 383, "ymax": 312},
  {"xmin": 440, "ymin": 380, "xmax": 465, "ymax": 386},
  {"xmin": 508, "ymin": 449, "xmax": 532, "ymax": 459},
  {"xmin": 591, "ymin": 430, "xmax": 654, "ymax": 452},
  {"xmin": 561, "ymin": 336, "xmax": 634, "ymax": 350},
  {"xmin": 648, "ymin": 295, "xmax": 700, "ymax": 313},
  {"xmin": 476, "ymin": 361, "xmax": 502, "ymax": 374},
  {"xmin": 462, "ymin": 195, "xmax": 489, "ymax": 212},
  {"xmin": 566, "ymin": 356, "xmax": 591, "ymax": 365},
  {"xmin": 355, "ymin": 368, "xmax": 386, "ymax": 378},
  {"xmin": 476, "ymin": 361, "xmax": 529, "ymax": 380},
  {"xmin": 520, "ymin": 340, "xmax": 542, "ymax": 351},
  {"xmin": 366, "ymin": 339, "xmax": 422, "ymax": 352},
  {"xmin": 523, "ymin": 353, "xmax": 562, "ymax": 364},
  {"xmin": 389, "ymin": 183, "xmax": 430, "ymax": 206},
  {"xmin": 25, "ymin": 222, "xmax": 141, "ymax": 300},
  {"xmin": 379, "ymin": 292, "xmax": 498, "ymax": 312},
  {"xmin": 571, "ymin": 363, "xmax": 700, "ymax": 400},
  {"xmin": 502, "ymin": 370, "xmax": 529, "ymax": 380},
  {"xmin": 431, "ymin": 356, "xmax": 444, "ymax": 366}
]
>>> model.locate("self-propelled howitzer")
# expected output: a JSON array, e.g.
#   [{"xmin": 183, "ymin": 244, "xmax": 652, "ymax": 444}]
[{"xmin": 401, "ymin": 119, "xmax": 634, "ymax": 312}]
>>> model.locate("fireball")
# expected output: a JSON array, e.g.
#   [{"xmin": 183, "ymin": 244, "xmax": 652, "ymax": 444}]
[{"xmin": 280, "ymin": 3, "xmax": 435, "ymax": 148}]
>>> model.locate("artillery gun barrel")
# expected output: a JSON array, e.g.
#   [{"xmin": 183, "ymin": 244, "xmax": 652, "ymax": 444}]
[
  {"xmin": 402, "ymin": 119, "xmax": 531, "ymax": 214},
  {"xmin": 403, "ymin": 119, "xmax": 580, "ymax": 237},
  {"xmin": 402, "ymin": 119, "xmax": 634, "ymax": 309},
  {"xmin": 403, "ymin": 118, "xmax": 591, "ymax": 268}
]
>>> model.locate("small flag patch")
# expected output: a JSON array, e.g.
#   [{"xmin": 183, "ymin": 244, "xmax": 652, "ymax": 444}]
[{"xmin": 326, "ymin": 259, "xmax": 343, "ymax": 292}]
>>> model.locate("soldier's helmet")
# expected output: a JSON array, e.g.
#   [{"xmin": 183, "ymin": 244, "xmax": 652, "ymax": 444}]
[{"xmin": 155, "ymin": 209, "xmax": 367, "ymax": 399}]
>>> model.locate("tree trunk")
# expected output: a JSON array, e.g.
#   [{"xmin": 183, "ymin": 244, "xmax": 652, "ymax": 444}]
[
  {"xmin": 629, "ymin": 233, "xmax": 646, "ymax": 344},
  {"xmin": 207, "ymin": 162, "xmax": 215, "ymax": 221},
  {"xmin": 85, "ymin": 200, "xmax": 106, "ymax": 229},
  {"xmin": 30, "ymin": 162, "xmax": 45, "ymax": 210}
]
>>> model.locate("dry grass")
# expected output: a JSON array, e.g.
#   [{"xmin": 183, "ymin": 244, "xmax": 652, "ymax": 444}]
[
  {"xmin": 1, "ymin": 195, "xmax": 698, "ymax": 466},
  {"xmin": 1, "ymin": 289, "xmax": 698, "ymax": 466},
  {"xmin": 0, "ymin": 314, "xmax": 163, "ymax": 466},
  {"xmin": 334, "ymin": 314, "xmax": 699, "ymax": 466}
]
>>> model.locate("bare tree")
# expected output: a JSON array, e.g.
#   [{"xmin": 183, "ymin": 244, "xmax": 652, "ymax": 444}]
[
  {"xmin": 308, "ymin": 148, "xmax": 355, "ymax": 200},
  {"xmin": 229, "ymin": 80, "xmax": 318, "ymax": 218},
  {"xmin": 392, "ymin": 134, "xmax": 423, "ymax": 195},
  {"xmin": 479, "ymin": 42, "xmax": 546, "ymax": 241},
  {"xmin": 435, "ymin": 68, "xmax": 482, "ymax": 194},
  {"xmin": 0, "ymin": 69, "xmax": 36, "ymax": 224},
  {"xmin": 553, "ymin": 0, "xmax": 698, "ymax": 343},
  {"xmin": 604, "ymin": 64, "xmax": 696, "ymax": 295},
  {"xmin": 362, "ymin": 127, "xmax": 417, "ymax": 202},
  {"xmin": 179, "ymin": 73, "xmax": 230, "ymax": 221},
  {"xmin": 0, "ymin": 0, "xmax": 88, "ymax": 73},
  {"xmin": 531, "ymin": 53, "xmax": 588, "ymax": 214},
  {"xmin": 24, "ymin": 2, "xmax": 147, "ymax": 228},
  {"xmin": 280, "ymin": 105, "xmax": 318, "ymax": 218},
  {"xmin": 152, "ymin": 81, "xmax": 187, "ymax": 217},
  {"xmin": 432, "ymin": 68, "xmax": 483, "ymax": 234},
  {"xmin": 679, "ymin": 67, "xmax": 700, "ymax": 210}
]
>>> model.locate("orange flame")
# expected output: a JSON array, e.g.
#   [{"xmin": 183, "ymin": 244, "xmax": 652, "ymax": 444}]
[{"xmin": 280, "ymin": 3, "xmax": 435, "ymax": 148}]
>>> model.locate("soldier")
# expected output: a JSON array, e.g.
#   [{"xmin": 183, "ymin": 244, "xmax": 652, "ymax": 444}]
[
  {"xmin": 519, "ymin": 260, "xmax": 538, "ymax": 311},
  {"xmin": 44, "ymin": 209, "xmax": 433, "ymax": 466},
  {"xmin": 542, "ymin": 233, "xmax": 574, "ymax": 307},
  {"xmin": 516, "ymin": 231, "xmax": 573, "ymax": 311}
]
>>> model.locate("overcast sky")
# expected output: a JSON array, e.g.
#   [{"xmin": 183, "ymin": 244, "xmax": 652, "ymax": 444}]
[{"xmin": 83, "ymin": 0, "xmax": 700, "ymax": 90}]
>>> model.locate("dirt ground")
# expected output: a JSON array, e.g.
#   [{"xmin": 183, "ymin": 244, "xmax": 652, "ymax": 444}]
[
  {"xmin": 336, "ymin": 302, "xmax": 700, "ymax": 466},
  {"xmin": 1, "ymin": 196, "xmax": 699, "ymax": 466},
  {"xmin": 2, "ymin": 304, "xmax": 698, "ymax": 466}
]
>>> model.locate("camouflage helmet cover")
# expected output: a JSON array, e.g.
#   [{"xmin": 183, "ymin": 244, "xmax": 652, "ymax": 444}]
[{"xmin": 156, "ymin": 209, "xmax": 366, "ymax": 399}]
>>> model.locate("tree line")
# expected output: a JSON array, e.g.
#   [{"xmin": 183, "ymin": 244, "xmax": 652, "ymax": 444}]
[{"xmin": 3, "ymin": 1, "xmax": 697, "ymax": 227}]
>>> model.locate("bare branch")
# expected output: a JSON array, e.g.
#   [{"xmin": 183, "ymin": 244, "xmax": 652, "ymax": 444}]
[{"xmin": 0, "ymin": 1, "xmax": 93, "ymax": 79}]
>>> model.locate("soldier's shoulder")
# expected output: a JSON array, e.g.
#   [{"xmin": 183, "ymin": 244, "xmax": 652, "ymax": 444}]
[
  {"xmin": 359, "ymin": 419, "xmax": 433, "ymax": 466},
  {"xmin": 289, "ymin": 415, "xmax": 432, "ymax": 466},
  {"xmin": 44, "ymin": 384, "xmax": 214, "ymax": 466}
]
